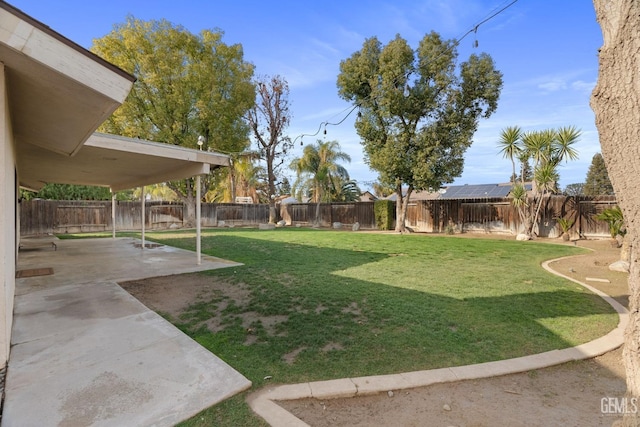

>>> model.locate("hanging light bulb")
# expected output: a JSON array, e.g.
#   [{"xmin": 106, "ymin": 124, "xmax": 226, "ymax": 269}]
[{"xmin": 473, "ymin": 26, "xmax": 479, "ymax": 49}]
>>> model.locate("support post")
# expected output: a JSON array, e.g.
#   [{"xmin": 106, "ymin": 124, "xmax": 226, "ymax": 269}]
[
  {"xmin": 111, "ymin": 191, "xmax": 116, "ymax": 239},
  {"xmin": 196, "ymin": 175, "xmax": 202, "ymax": 265},
  {"xmin": 141, "ymin": 186, "xmax": 145, "ymax": 249}
]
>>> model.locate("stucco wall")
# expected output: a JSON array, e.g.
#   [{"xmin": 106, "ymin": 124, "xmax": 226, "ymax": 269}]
[{"xmin": 0, "ymin": 62, "xmax": 16, "ymax": 368}]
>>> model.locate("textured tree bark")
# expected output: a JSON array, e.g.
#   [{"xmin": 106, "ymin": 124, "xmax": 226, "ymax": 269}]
[{"xmin": 591, "ymin": 1, "xmax": 640, "ymax": 424}]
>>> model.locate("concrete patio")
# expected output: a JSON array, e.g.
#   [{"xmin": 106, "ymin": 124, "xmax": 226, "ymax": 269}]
[{"xmin": 3, "ymin": 237, "xmax": 250, "ymax": 427}]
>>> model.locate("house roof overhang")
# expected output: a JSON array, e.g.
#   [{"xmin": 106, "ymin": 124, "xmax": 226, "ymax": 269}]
[
  {"xmin": 0, "ymin": 2, "xmax": 135, "ymax": 158},
  {"xmin": 2, "ymin": 2, "xmax": 229, "ymax": 192}
]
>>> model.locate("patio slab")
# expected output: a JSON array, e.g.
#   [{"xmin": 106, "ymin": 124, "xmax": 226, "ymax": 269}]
[{"xmin": 3, "ymin": 237, "xmax": 250, "ymax": 427}]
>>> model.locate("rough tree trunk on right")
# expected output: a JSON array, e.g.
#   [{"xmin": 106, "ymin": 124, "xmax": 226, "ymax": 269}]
[{"xmin": 591, "ymin": 1, "xmax": 640, "ymax": 425}]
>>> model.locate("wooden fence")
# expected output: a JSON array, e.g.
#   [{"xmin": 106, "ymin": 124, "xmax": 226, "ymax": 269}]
[
  {"xmin": 405, "ymin": 195, "xmax": 617, "ymax": 237},
  {"xmin": 280, "ymin": 202, "xmax": 376, "ymax": 228},
  {"xmin": 20, "ymin": 196, "xmax": 617, "ymax": 238}
]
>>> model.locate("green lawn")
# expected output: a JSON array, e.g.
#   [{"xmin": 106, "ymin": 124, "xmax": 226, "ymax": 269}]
[{"xmin": 104, "ymin": 228, "xmax": 618, "ymax": 426}]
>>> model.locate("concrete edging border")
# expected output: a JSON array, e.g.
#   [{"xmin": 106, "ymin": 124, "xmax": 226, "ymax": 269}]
[{"xmin": 247, "ymin": 252, "xmax": 629, "ymax": 427}]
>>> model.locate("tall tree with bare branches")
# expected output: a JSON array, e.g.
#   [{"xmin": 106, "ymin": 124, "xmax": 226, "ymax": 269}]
[{"xmin": 247, "ymin": 75, "xmax": 293, "ymax": 222}]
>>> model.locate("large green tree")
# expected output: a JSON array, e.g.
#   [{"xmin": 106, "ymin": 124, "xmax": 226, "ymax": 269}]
[
  {"xmin": 583, "ymin": 152, "xmax": 614, "ymax": 196},
  {"xmin": 91, "ymin": 17, "xmax": 255, "ymax": 224},
  {"xmin": 247, "ymin": 75, "xmax": 293, "ymax": 222},
  {"xmin": 337, "ymin": 32, "xmax": 502, "ymax": 232}
]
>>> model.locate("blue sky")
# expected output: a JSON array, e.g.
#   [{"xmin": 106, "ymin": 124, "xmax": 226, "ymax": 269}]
[{"xmin": 9, "ymin": 0, "xmax": 603, "ymax": 191}]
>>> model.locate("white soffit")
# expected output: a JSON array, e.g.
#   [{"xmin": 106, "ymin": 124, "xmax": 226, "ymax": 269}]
[{"xmin": 17, "ymin": 133, "xmax": 230, "ymax": 192}]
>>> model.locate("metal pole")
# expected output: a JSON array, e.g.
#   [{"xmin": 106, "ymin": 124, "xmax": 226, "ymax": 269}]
[
  {"xmin": 141, "ymin": 186, "xmax": 145, "ymax": 249},
  {"xmin": 196, "ymin": 175, "xmax": 202, "ymax": 265},
  {"xmin": 111, "ymin": 191, "xmax": 116, "ymax": 239}
]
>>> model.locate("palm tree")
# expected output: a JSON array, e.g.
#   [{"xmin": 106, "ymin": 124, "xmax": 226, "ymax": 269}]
[
  {"xmin": 553, "ymin": 126, "xmax": 580, "ymax": 165},
  {"xmin": 290, "ymin": 140, "xmax": 352, "ymax": 224},
  {"xmin": 498, "ymin": 126, "xmax": 581, "ymax": 237},
  {"xmin": 498, "ymin": 126, "xmax": 522, "ymax": 183},
  {"xmin": 330, "ymin": 178, "xmax": 362, "ymax": 202},
  {"xmin": 206, "ymin": 152, "xmax": 265, "ymax": 203}
]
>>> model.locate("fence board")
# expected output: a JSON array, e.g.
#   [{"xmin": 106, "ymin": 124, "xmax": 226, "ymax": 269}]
[{"xmin": 20, "ymin": 196, "xmax": 617, "ymax": 238}]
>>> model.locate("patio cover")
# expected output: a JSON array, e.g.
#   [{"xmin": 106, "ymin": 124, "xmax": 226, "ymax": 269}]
[{"xmin": 18, "ymin": 132, "xmax": 230, "ymax": 192}]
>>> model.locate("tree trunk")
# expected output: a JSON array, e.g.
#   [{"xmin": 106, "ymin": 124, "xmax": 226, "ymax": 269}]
[
  {"xmin": 314, "ymin": 202, "xmax": 321, "ymax": 227},
  {"xmin": 269, "ymin": 202, "xmax": 277, "ymax": 224},
  {"xmin": 591, "ymin": 1, "xmax": 640, "ymax": 424},
  {"xmin": 394, "ymin": 184, "xmax": 412, "ymax": 233},
  {"xmin": 182, "ymin": 192, "xmax": 196, "ymax": 228},
  {"xmin": 394, "ymin": 183, "xmax": 405, "ymax": 233},
  {"xmin": 167, "ymin": 179, "xmax": 197, "ymax": 227},
  {"xmin": 267, "ymin": 156, "xmax": 277, "ymax": 223}
]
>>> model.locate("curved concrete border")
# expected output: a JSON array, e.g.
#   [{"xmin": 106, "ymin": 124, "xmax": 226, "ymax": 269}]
[{"xmin": 247, "ymin": 252, "xmax": 629, "ymax": 427}]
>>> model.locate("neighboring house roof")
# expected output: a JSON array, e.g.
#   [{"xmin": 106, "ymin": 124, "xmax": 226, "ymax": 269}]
[
  {"xmin": 438, "ymin": 183, "xmax": 521, "ymax": 199},
  {"xmin": 359, "ymin": 191, "xmax": 377, "ymax": 202},
  {"xmin": 279, "ymin": 196, "xmax": 300, "ymax": 204},
  {"xmin": 384, "ymin": 183, "xmax": 532, "ymax": 201},
  {"xmin": 410, "ymin": 190, "xmax": 441, "ymax": 200},
  {"xmin": 384, "ymin": 188, "xmax": 440, "ymax": 201}
]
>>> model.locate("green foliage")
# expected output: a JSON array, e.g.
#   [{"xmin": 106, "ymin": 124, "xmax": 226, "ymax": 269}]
[
  {"xmin": 331, "ymin": 179, "xmax": 362, "ymax": 202},
  {"xmin": 498, "ymin": 126, "xmax": 522, "ymax": 183},
  {"xmin": 336, "ymin": 32, "xmax": 503, "ymax": 231},
  {"xmin": 278, "ymin": 177, "xmax": 292, "ymax": 196},
  {"xmin": 557, "ymin": 217, "xmax": 574, "ymax": 233},
  {"xmin": 208, "ymin": 154, "xmax": 265, "ymax": 203},
  {"xmin": 20, "ymin": 184, "xmax": 133, "ymax": 201},
  {"xmin": 498, "ymin": 125, "xmax": 581, "ymax": 236},
  {"xmin": 289, "ymin": 140, "xmax": 352, "ymax": 203},
  {"xmin": 584, "ymin": 153, "xmax": 614, "ymax": 196},
  {"xmin": 445, "ymin": 221, "xmax": 456, "ymax": 235},
  {"xmin": 564, "ymin": 183, "xmax": 585, "ymax": 196},
  {"xmin": 596, "ymin": 206, "xmax": 626, "ymax": 238},
  {"xmin": 91, "ymin": 17, "xmax": 255, "ymax": 202},
  {"xmin": 374, "ymin": 199, "xmax": 395, "ymax": 230},
  {"xmin": 509, "ymin": 183, "xmax": 528, "ymax": 209},
  {"xmin": 372, "ymin": 181, "xmax": 395, "ymax": 198}
]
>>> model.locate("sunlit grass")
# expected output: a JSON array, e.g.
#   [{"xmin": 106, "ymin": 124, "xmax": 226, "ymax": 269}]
[{"xmin": 80, "ymin": 228, "xmax": 618, "ymax": 426}]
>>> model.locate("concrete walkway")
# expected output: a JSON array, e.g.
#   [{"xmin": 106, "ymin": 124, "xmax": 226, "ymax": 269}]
[
  {"xmin": 4, "ymin": 237, "xmax": 251, "ymax": 427},
  {"xmin": 247, "ymin": 255, "xmax": 629, "ymax": 427}
]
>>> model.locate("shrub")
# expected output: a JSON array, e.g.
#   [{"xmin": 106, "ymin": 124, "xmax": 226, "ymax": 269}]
[
  {"xmin": 374, "ymin": 199, "xmax": 395, "ymax": 230},
  {"xmin": 557, "ymin": 217, "xmax": 574, "ymax": 233},
  {"xmin": 595, "ymin": 206, "xmax": 626, "ymax": 239}
]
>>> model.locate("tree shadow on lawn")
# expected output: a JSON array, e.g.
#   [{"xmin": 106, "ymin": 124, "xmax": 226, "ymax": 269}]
[{"xmin": 151, "ymin": 234, "xmax": 618, "ymax": 386}]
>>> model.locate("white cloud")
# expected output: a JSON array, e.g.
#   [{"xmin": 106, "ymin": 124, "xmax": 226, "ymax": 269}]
[
  {"xmin": 571, "ymin": 79, "xmax": 596, "ymax": 92},
  {"xmin": 538, "ymin": 78, "xmax": 568, "ymax": 92}
]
